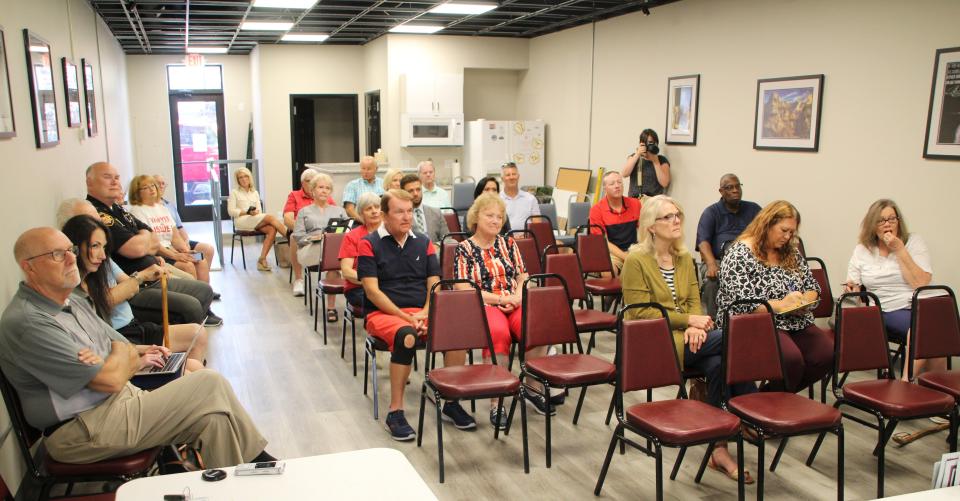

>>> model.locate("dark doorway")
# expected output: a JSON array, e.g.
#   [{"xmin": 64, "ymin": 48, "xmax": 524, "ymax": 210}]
[
  {"xmin": 289, "ymin": 94, "xmax": 360, "ymax": 189},
  {"xmin": 365, "ymin": 90, "xmax": 381, "ymax": 156},
  {"xmin": 169, "ymin": 93, "xmax": 229, "ymax": 222}
]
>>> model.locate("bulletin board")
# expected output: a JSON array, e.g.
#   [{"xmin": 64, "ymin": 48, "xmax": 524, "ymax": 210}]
[{"xmin": 555, "ymin": 167, "xmax": 592, "ymax": 195}]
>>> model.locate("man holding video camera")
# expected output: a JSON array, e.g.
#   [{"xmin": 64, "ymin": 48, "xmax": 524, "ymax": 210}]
[{"xmin": 621, "ymin": 128, "xmax": 671, "ymax": 201}]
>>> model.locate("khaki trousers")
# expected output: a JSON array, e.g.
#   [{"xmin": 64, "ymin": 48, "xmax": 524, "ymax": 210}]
[{"xmin": 46, "ymin": 370, "xmax": 267, "ymax": 468}]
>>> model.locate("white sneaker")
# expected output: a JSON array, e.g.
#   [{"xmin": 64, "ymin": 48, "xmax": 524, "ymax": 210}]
[{"xmin": 293, "ymin": 279, "xmax": 305, "ymax": 297}]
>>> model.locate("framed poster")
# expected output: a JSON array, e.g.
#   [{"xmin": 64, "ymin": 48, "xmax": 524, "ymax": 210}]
[
  {"xmin": 82, "ymin": 58, "xmax": 98, "ymax": 137},
  {"xmin": 23, "ymin": 29, "xmax": 59, "ymax": 148},
  {"xmin": 665, "ymin": 74, "xmax": 699, "ymax": 145},
  {"xmin": 61, "ymin": 57, "xmax": 81, "ymax": 128},
  {"xmin": 753, "ymin": 74, "xmax": 824, "ymax": 152},
  {"xmin": 923, "ymin": 46, "xmax": 960, "ymax": 160},
  {"xmin": 0, "ymin": 26, "xmax": 15, "ymax": 138}
]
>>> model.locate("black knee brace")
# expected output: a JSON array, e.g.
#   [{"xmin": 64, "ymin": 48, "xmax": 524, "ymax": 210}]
[{"xmin": 390, "ymin": 326, "xmax": 418, "ymax": 365}]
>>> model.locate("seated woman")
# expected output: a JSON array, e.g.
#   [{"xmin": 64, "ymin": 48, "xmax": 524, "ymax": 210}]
[
  {"xmin": 62, "ymin": 214, "xmax": 208, "ymax": 373},
  {"xmin": 621, "ymin": 195, "xmax": 756, "ymax": 484},
  {"xmin": 127, "ymin": 175, "xmax": 210, "ymax": 282},
  {"xmin": 293, "ymin": 172, "xmax": 348, "ymax": 323},
  {"xmin": 473, "ymin": 176, "xmax": 511, "ymax": 235},
  {"xmin": 717, "ymin": 200, "xmax": 832, "ymax": 394},
  {"xmin": 453, "ymin": 193, "xmax": 552, "ymax": 427},
  {"xmin": 227, "ymin": 167, "xmax": 287, "ymax": 271},
  {"xmin": 383, "ymin": 168, "xmax": 404, "ymax": 191},
  {"xmin": 339, "ymin": 192, "xmax": 382, "ymax": 309},
  {"xmin": 845, "ymin": 199, "xmax": 943, "ymax": 380}
]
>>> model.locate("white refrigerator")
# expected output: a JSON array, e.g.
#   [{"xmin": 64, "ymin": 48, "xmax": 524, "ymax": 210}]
[{"xmin": 464, "ymin": 119, "xmax": 545, "ymax": 187}]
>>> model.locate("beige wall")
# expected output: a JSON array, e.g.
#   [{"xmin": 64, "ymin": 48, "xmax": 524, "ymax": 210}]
[
  {"xmin": 125, "ymin": 54, "xmax": 251, "ymax": 199},
  {"xmin": 464, "ymin": 68, "xmax": 520, "ymax": 122},
  {"xmin": 0, "ymin": 0, "xmax": 133, "ymax": 493},
  {"xmin": 519, "ymin": 0, "xmax": 960, "ymax": 293}
]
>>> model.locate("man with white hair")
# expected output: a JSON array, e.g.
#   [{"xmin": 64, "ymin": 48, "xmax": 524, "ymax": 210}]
[
  {"xmin": 417, "ymin": 160, "xmax": 449, "ymax": 208},
  {"xmin": 588, "ymin": 171, "xmax": 640, "ymax": 275},
  {"xmin": 342, "ymin": 156, "xmax": 385, "ymax": 220}
]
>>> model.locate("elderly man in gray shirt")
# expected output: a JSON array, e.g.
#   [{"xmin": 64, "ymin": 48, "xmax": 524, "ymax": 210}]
[{"xmin": 0, "ymin": 227, "xmax": 273, "ymax": 467}]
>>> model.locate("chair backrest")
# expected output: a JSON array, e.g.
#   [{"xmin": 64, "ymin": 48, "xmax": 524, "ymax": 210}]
[
  {"xmin": 617, "ymin": 303, "xmax": 682, "ymax": 393},
  {"xmin": 525, "ymin": 216, "xmax": 557, "ymax": 257},
  {"xmin": 440, "ymin": 239, "xmax": 461, "ymax": 281},
  {"xmin": 835, "ymin": 292, "xmax": 891, "ymax": 375},
  {"xmin": 510, "ymin": 231, "xmax": 543, "ymax": 276},
  {"xmin": 452, "ymin": 183, "xmax": 475, "ymax": 211},
  {"xmin": 521, "ymin": 275, "xmax": 580, "ymax": 351},
  {"xmin": 722, "ymin": 300, "xmax": 784, "ymax": 387},
  {"xmin": 440, "ymin": 208, "xmax": 464, "ymax": 239},
  {"xmin": 320, "ymin": 232, "xmax": 346, "ymax": 272},
  {"xmin": 0, "ymin": 368, "xmax": 42, "ymax": 478},
  {"xmin": 427, "ymin": 281, "xmax": 496, "ymax": 363},
  {"xmin": 567, "ymin": 202, "xmax": 591, "ymax": 231},
  {"xmin": 797, "ymin": 237, "xmax": 806, "ymax": 258},
  {"xmin": 544, "ymin": 252, "xmax": 587, "ymax": 301},
  {"xmin": 576, "ymin": 227, "xmax": 613, "ymax": 275},
  {"xmin": 911, "ymin": 286, "xmax": 960, "ymax": 361},
  {"xmin": 538, "ymin": 204, "xmax": 559, "ymax": 230},
  {"xmin": 806, "ymin": 257, "xmax": 834, "ymax": 319}
]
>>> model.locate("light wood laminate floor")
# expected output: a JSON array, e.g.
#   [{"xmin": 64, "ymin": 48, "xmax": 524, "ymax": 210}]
[{"xmin": 204, "ymin": 242, "xmax": 955, "ymax": 500}]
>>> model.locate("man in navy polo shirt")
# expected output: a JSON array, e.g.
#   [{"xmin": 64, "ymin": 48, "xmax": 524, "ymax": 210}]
[
  {"xmin": 357, "ymin": 189, "xmax": 474, "ymax": 441},
  {"xmin": 589, "ymin": 171, "xmax": 641, "ymax": 275}
]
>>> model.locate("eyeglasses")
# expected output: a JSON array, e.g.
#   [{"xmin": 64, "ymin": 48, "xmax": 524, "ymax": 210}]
[
  {"xmin": 721, "ymin": 183, "xmax": 743, "ymax": 191},
  {"xmin": 26, "ymin": 246, "xmax": 78, "ymax": 263},
  {"xmin": 656, "ymin": 212, "xmax": 683, "ymax": 223},
  {"xmin": 139, "ymin": 184, "xmax": 158, "ymax": 191},
  {"xmin": 877, "ymin": 215, "xmax": 899, "ymax": 225}
]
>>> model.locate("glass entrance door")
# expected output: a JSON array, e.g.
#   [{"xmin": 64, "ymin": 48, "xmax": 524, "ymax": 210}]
[{"xmin": 169, "ymin": 94, "xmax": 228, "ymax": 221}]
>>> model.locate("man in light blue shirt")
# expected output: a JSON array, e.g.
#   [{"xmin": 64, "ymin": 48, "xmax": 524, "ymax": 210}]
[
  {"xmin": 499, "ymin": 162, "xmax": 540, "ymax": 231},
  {"xmin": 342, "ymin": 156, "xmax": 384, "ymax": 219},
  {"xmin": 417, "ymin": 160, "xmax": 450, "ymax": 208}
]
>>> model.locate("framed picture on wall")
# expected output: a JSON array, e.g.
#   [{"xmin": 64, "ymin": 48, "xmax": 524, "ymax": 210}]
[
  {"xmin": 753, "ymin": 74, "xmax": 824, "ymax": 152},
  {"xmin": 665, "ymin": 74, "xmax": 699, "ymax": 145},
  {"xmin": 923, "ymin": 46, "xmax": 960, "ymax": 160},
  {"xmin": 0, "ymin": 26, "xmax": 15, "ymax": 139},
  {"xmin": 23, "ymin": 29, "xmax": 59, "ymax": 148},
  {"xmin": 82, "ymin": 58, "xmax": 98, "ymax": 137},
  {"xmin": 61, "ymin": 58, "xmax": 82, "ymax": 128}
]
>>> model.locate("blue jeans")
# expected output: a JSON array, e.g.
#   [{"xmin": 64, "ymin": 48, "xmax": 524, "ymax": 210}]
[{"xmin": 684, "ymin": 329, "xmax": 756, "ymax": 407}]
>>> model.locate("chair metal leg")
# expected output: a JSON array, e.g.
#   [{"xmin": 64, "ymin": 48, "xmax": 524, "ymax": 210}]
[
  {"xmin": 371, "ymin": 351, "xmax": 379, "ymax": 420},
  {"xmin": 505, "ymin": 391, "xmax": 519, "ymax": 436},
  {"xmin": 436, "ymin": 397, "xmax": 445, "ymax": 483},
  {"xmin": 806, "ymin": 431, "xmax": 827, "ymax": 466},
  {"xmin": 520, "ymin": 387, "xmax": 530, "ymax": 474},
  {"xmin": 605, "ymin": 391, "xmax": 615, "ymax": 426},
  {"xmin": 877, "ymin": 418, "xmax": 886, "ymax": 499},
  {"xmin": 544, "ymin": 383, "xmax": 553, "ymax": 468},
  {"xmin": 239, "ymin": 236, "xmax": 247, "ymax": 269},
  {"xmin": 230, "ymin": 235, "xmax": 236, "ymax": 264},
  {"xmin": 320, "ymin": 289, "xmax": 328, "ymax": 345},
  {"xmin": 655, "ymin": 442, "xmax": 664, "ymax": 501},
  {"xmin": 341, "ymin": 316, "xmax": 348, "ymax": 359},
  {"xmin": 670, "ymin": 446, "xmax": 686, "ymax": 480},
  {"xmin": 594, "ymin": 424, "xmax": 621, "ymax": 496},
  {"xmin": 837, "ymin": 424, "xmax": 844, "ymax": 501},
  {"xmin": 586, "ymin": 332, "xmax": 596, "ymax": 354},
  {"xmin": 770, "ymin": 437, "xmax": 789, "ymax": 471},
  {"xmin": 363, "ymin": 343, "xmax": 370, "ymax": 395},
  {"xmin": 313, "ymin": 291, "xmax": 320, "ymax": 333},
  {"xmin": 573, "ymin": 385, "xmax": 588, "ymax": 425},
  {"xmin": 494, "ymin": 396, "xmax": 505, "ymax": 440},
  {"xmin": 694, "ymin": 441, "xmax": 715, "ymax": 483},
  {"xmin": 352, "ymin": 320, "xmax": 358, "ymax": 377},
  {"xmin": 417, "ymin": 384, "xmax": 427, "ymax": 447},
  {"xmin": 737, "ymin": 434, "xmax": 746, "ymax": 501},
  {"xmin": 757, "ymin": 436, "xmax": 765, "ymax": 501}
]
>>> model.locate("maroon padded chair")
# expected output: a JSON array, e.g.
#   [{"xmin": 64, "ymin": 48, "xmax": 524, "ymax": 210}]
[
  {"xmin": 512, "ymin": 275, "xmax": 615, "ymax": 468},
  {"xmin": 575, "ymin": 225, "xmax": 622, "ymax": 313},
  {"xmin": 229, "ymin": 218, "xmax": 265, "ymax": 270},
  {"xmin": 525, "ymin": 215, "xmax": 559, "ymax": 259},
  {"xmin": 312, "ymin": 232, "xmax": 347, "ymax": 344},
  {"xmin": 721, "ymin": 300, "xmax": 844, "ymax": 501},
  {"xmin": 440, "ymin": 208, "xmax": 465, "ymax": 241},
  {"xmin": 544, "ymin": 251, "xmax": 617, "ymax": 355},
  {"xmin": 416, "ymin": 281, "xmax": 527, "ymax": 483},
  {"xmin": 909, "ymin": 286, "xmax": 960, "ymax": 452},
  {"xmin": 340, "ymin": 301, "xmax": 364, "ymax": 377},
  {"xmin": 439, "ymin": 233, "xmax": 470, "ymax": 281},
  {"xmin": 807, "ymin": 256, "xmax": 836, "ymax": 403},
  {"xmin": 0, "ymin": 368, "xmax": 158, "ymax": 501},
  {"xmin": 806, "ymin": 292, "xmax": 955, "ymax": 498},
  {"xmin": 595, "ymin": 303, "xmax": 744, "ymax": 500},
  {"xmin": 509, "ymin": 230, "xmax": 543, "ymax": 276}
]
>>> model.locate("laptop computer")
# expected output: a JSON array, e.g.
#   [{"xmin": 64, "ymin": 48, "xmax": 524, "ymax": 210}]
[{"xmin": 134, "ymin": 319, "xmax": 205, "ymax": 376}]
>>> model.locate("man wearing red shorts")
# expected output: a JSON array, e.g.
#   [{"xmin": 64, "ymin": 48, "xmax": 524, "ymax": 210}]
[{"xmin": 357, "ymin": 189, "xmax": 474, "ymax": 440}]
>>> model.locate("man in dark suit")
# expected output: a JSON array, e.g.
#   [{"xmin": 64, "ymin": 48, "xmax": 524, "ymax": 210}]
[{"xmin": 401, "ymin": 174, "xmax": 447, "ymax": 249}]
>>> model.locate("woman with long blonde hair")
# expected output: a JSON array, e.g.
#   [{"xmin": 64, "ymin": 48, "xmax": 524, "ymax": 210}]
[{"xmin": 227, "ymin": 167, "xmax": 286, "ymax": 271}]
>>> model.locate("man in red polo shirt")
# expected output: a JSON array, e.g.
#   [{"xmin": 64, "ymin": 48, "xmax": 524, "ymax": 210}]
[{"xmin": 589, "ymin": 171, "xmax": 641, "ymax": 275}]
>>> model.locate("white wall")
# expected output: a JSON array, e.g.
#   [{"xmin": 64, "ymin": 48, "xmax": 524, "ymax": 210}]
[
  {"xmin": 519, "ymin": 0, "xmax": 960, "ymax": 294},
  {"xmin": 464, "ymin": 68, "xmax": 520, "ymax": 121},
  {"xmin": 0, "ymin": 0, "xmax": 133, "ymax": 494}
]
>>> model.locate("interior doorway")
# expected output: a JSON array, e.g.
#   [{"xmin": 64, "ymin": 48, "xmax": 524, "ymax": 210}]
[
  {"xmin": 289, "ymin": 94, "xmax": 359, "ymax": 189},
  {"xmin": 365, "ymin": 90, "xmax": 381, "ymax": 156}
]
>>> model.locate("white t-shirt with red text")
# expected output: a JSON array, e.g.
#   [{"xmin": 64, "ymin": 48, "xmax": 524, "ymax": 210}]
[{"xmin": 127, "ymin": 203, "xmax": 177, "ymax": 248}]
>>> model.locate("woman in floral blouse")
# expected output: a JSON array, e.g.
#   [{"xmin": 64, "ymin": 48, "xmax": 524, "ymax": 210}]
[{"xmin": 716, "ymin": 200, "xmax": 832, "ymax": 394}]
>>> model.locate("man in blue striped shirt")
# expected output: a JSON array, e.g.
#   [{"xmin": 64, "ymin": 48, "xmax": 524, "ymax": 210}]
[{"xmin": 343, "ymin": 156, "xmax": 385, "ymax": 219}]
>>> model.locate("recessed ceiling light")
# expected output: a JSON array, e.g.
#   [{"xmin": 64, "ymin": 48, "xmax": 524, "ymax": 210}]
[
  {"xmin": 241, "ymin": 21, "xmax": 295, "ymax": 31},
  {"xmin": 428, "ymin": 2, "xmax": 497, "ymax": 15},
  {"xmin": 281, "ymin": 33, "xmax": 330, "ymax": 42},
  {"xmin": 389, "ymin": 24, "xmax": 444, "ymax": 34},
  {"xmin": 187, "ymin": 47, "xmax": 229, "ymax": 54},
  {"xmin": 252, "ymin": 0, "xmax": 316, "ymax": 8}
]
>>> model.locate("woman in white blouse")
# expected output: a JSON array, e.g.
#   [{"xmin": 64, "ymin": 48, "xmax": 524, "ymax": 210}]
[
  {"xmin": 128, "ymin": 175, "xmax": 209, "ymax": 282},
  {"xmin": 228, "ymin": 167, "xmax": 287, "ymax": 271},
  {"xmin": 845, "ymin": 199, "xmax": 944, "ymax": 379}
]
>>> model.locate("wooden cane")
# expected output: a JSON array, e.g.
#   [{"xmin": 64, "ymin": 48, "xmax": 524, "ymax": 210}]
[{"xmin": 161, "ymin": 273, "xmax": 170, "ymax": 348}]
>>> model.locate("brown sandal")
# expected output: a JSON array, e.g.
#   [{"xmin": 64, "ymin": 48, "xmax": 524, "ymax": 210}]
[{"xmin": 708, "ymin": 456, "xmax": 755, "ymax": 484}]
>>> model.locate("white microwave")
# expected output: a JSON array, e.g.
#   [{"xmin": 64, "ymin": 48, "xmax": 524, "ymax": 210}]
[{"xmin": 400, "ymin": 113, "xmax": 464, "ymax": 147}]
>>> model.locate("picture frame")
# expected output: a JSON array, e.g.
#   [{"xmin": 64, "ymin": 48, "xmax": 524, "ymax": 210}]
[
  {"xmin": 753, "ymin": 74, "xmax": 824, "ymax": 152},
  {"xmin": 665, "ymin": 74, "xmax": 699, "ymax": 145},
  {"xmin": 23, "ymin": 29, "xmax": 59, "ymax": 148},
  {"xmin": 82, "ymin": 58, "xmax": 98, "ymax": 137},
  {"xmin": 61, "ymin": 57, "xmax": 81, "ymax": 128},
  {"xmin": 0, "ymin": 26, "xmax": 15, "ymax": 139},
  {"xmin": 922, "ymin": 46, "xmax": 960, "ymax": 160}
]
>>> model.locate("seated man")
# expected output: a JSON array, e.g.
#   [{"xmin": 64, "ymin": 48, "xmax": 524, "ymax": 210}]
[
  {"xmin": 84, "ymin": 163, "xmax": 221, "ymax": 326},
  {"xmin": 400, "ymin": 174, "xmax": 446, "ymax": 247},
  {"xmin": 695, "ymin": 173, "xmax": 761, "ymax": 317},
  {"xmin": 358, "ymin": 190, "xmax": 473, "ymax": 440},
  {"xmin": 0, "ymin": 227, "xmax": 274, "ymax": 467},
  {"xmin": 499, "ymin": 162, "xmax": 539, "ymax": 231},
  {"xmin": 417, "ymin": 160, "xmax": 450, "ymax": 208},
  {"xmin": 342, "ymin": 156, "xmax": 385, "ymax": 220},
  {"xmin": 589, "ymin": 171, "xmax": 640, "ymax": 275},
  {"xmin": 155, "ymin": 174, "xmax": 217, "ymax": 282}
]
